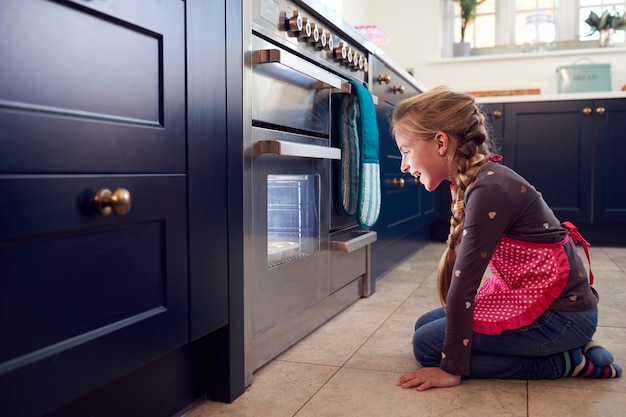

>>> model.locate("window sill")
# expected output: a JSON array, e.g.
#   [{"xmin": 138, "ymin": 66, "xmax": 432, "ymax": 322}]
[{"xmin": 433, "ymin": 44, "xmax": 626, "ymax": 64}]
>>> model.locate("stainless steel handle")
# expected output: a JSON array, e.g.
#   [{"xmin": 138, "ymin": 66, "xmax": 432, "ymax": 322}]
[
  {"xmin": 252, "ymin": 48, "xmax": 342, "ymax": 89},
  {"xmin": 330, "ymin": 230, "xmax": 377, "ymax": 253},
  {"xmin": 255, "ymin": 140, "xmax": 341, "ymax": 160}
]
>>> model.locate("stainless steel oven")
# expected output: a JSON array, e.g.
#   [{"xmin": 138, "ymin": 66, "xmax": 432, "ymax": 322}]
[{"xmin": 244, "ymin": 0, "xmax": 377, "ymax": 383}]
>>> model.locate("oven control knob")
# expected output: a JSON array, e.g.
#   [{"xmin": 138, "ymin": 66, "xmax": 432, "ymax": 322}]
[
  {"xmin": 350, "ymin": 51, "xmax": 360, "ymax": 68},
  {"xmin": 297, "ymin": 17, "xmax": 312, "ymax": 41},
  {"xmin": 286, "ymin": 10, "xmax": 303, "ymax": 35},
  {"xmin": 345, "ymin": 48, "xmax": 354, "ymax": 66},
  {"xmin": 326, "ymin": 33, "xmax": 334, "ymax": 51},
  {"xmin": 308, "ymin": 22, "xmax": 319, "ymax": 44},
  {"xmin": 362, "ymin": 57, "xmax": 368, "ymax": 72},
  {"xmin": 357, "ymin": 54, "xmax": 365, "ymax": 70},
  {"xmin": 315, "ymin": 27, "xmax": 327, "ymax": 49},
  {"xmin": 334, "ymin": 42, "xmax": 347, "ymax": 61}
]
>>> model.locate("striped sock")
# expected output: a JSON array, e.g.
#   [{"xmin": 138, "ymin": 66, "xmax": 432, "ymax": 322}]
[
  {"xmin": 562, "ymin": 348, "xmax": 622, "ymax": 378},
  {"xmin": 583, "ymin": 341, "xmax": 614, "ymax": 366}
]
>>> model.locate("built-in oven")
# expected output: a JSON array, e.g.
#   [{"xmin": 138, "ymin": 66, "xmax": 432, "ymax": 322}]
[{"xmin": 244, "ymin": 0, "xmax": 377, "ymax": 384}]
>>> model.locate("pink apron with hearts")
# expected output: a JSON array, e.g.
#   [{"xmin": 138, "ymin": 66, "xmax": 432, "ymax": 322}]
[{"xmin": 473, "ymin": 222, "xmax": 593, "ymax": 335}]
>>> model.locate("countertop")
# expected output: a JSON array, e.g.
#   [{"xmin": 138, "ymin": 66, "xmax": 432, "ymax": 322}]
[{"xmin": 475, "ymin": 90, "xmax": 626, "ymax": 103}]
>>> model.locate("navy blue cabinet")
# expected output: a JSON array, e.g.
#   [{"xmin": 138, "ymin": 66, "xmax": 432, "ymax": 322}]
[
  {"xmin": 0, "ymin": 1, "xmax": 190, "ymax": 415},
  {"xmin": 370, "ymin": 57, "xmax": 436, "ymax": 280},
  {"xmin": 591, "ymin": 99, "xmax": 626, "ymax": 223},
  {"xmin": 486, "ymin": 98, "xmax": 626, "ymax": 230},
  {"xmin": 502, "ymin": 100, "xmax": 593, "ymax": 223}
]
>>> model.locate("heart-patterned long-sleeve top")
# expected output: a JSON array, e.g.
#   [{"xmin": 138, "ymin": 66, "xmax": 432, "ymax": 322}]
[{"xmin": 439, "ymin": 161, "xmax": 599, "ymax": 376}]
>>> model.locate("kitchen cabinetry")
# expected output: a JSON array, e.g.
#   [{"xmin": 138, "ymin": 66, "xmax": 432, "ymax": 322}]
[
  {"xmin": 0, "ymin": 1, "xmax": 237, "ymax": 415},
  {"xmin": 481, "ymin": 102, "xmax": 504, "ymax": 154},
  {"xmin": 370, "ymin": 57, "xmax": 436, "ymax": 279},
  {"xmin": 502, "ymin": 99, "xmax": 626, "ymax": 223},
  {"xmin": 481, "ymin": 98, "xmax": 626, "ymax": 242}
]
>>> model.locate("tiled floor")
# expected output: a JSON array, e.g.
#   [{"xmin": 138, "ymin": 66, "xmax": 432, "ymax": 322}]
[{"xmin": 188, "ymin": 242, "xmax": 626, "ymax": 417}]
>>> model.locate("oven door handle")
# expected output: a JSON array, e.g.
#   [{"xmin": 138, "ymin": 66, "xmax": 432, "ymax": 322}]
[
  {"xmin": 252, "ymin": 49, "xmax": 342, "ymax": 89},
  {"xmin": 255, "ymin": 140, "xmax": 341, "ymax": 160},
  {"xmin": 330, "ymin": 230, "xmax": 377, "ymax": 253}
]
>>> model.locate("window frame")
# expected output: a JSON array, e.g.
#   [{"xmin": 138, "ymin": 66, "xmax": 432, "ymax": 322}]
[{"xmin": 442, "ymin": 0, "xmax": 625, "ymax": 58}]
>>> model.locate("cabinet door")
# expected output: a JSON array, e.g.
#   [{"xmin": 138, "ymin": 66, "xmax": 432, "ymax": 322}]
[
  {"xmin": 0, "ymin": 0, "xmax": 185, "ymax": 174},
  {"xmin": 370, "ymin": 60, "xmax": 435, "ymax": 278},
  {"xmin": 480, "ymin": 103, "xmax": 506, "ymax": 160},
  {"xmin": 503, "ymin": 100, "xmax": 593, "ymax": 223},
  {"xmin": 0, "ymin": 1, "xmax": 187, "ymax": 416},
  {"xmin": 592, "ymin": 99, "xmax": 626, "ymax": 223}
]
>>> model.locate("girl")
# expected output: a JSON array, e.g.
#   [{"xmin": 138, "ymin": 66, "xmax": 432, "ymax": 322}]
[{"xmin": 392, "ymin": 86, "xmax": 621, "ymax": 391}]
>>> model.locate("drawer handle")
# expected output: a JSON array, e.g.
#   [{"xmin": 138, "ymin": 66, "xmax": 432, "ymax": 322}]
[
  {"xmin": 377, "ymin": 74, "xmax": 391, "ymax": 84},
  {"xmin": 94, "ymin": 188, "xmax": 132, "ymax": 216},
  {"xmin": 596, "ymin": 107, "xmax": 606, "ymax": 115},
  {"xmin": 392, "ymin": 85, "xmax": 405, "ymax": 94},
  {"xmin": 393, "ymin": 178, "xmax": 405, "ymax": 187},
  {"xmin": 493, "ymin": 110, "xmax": 502, "ymax": 118},
  {"xmin": 582, "ymin": 107, "xmax": 592, "ymax": 116}
]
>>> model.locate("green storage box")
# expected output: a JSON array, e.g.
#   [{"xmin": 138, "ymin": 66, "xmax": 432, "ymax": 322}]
[{"xmin": 556, "ymin": 60, "xmax": 611, "ymax": 94}]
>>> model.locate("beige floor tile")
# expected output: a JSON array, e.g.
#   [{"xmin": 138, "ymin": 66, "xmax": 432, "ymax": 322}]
[
  {"xmin": 528, "ymin": 384, "xmax": 626, "ymax": 417},
  {"xmin": 594, "ymin": 284, "xmax": 626, "ymax": 329},
  {"xmin": 277, "ymin": 309, "xmax": 390, "ymax": 367},
  {"xmin": 186, "ymin": 361, "xmax": 338, "ymax": 417},
  {"xmin": 346, "ymin": 280, "xmax": 420, "ymax": 315},
  {"xmin": 601, "ymin": 247, "xmax": 626, "ymax": 270},
  {"xmin": 395, "ymin": 275, "xmax": 442, "ymax": 318},
  {"xmin": 345, "ymin": 313, "xmax": 418, "ymax": 373},
  {"xmin": 382, "ymin": 243, "xmax": 444, "ymax": 283},
  {"xmin": 295, "ymin": 368, "xmax": 527, "ymax": 417}
]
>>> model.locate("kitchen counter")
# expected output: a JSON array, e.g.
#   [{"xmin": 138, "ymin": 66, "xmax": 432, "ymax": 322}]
[{"xmin": 476, "ymin": 90, "xmax": 626, "ymax": 103}]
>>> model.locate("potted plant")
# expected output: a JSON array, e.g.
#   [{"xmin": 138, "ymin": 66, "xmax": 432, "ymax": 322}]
[
  {"xmin": 452, "ymin": 0, "xmax": 486, "ymax": 56},
  {"xmin": 584, "ymin": 8, "xmax": 626, "ymax": 47}
]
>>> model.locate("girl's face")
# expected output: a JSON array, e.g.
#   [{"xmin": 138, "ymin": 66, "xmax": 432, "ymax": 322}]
[{"xmin": 395, "ymin": 130, "xmax": 452, "ymax": 192}]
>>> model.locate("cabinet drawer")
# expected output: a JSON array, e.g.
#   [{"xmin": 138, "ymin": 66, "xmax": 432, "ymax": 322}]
[
  {"xmin": 370, "ymin": 61, "xmax": 418, "ymax": 106},
  {"xmin": 0, "ymin": 175, "xmax": 188, "ymax": 415}
]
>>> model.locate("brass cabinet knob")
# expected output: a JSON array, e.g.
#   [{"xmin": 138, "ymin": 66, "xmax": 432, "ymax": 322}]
[
  {"xmin": 582, "ymin": 107, "xmax": 592, "ymax": 116},
  {"xmin": 493, "ymin": 110, "xmax": 502, "ymax": 118},
  {"xmin": 596, "ymin": 107, "xmax": 606, "ymax": 115},
  {"xmin": 377, "ymin": 74, "xmax": 391, "ymax": 84},
  {"xmin": 94, "ymin": 188, "xmax": 132, "ymax": 216},
  {"xmin": 392, "ymin": 85, "xmax": 405, "ymax": 94},
  {"xmin": 393, "ymin": 178, "xmax": 405, "ymax": 187}
]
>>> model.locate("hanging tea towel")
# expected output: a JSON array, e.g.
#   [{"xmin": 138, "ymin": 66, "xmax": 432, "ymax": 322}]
[
  {"xmin": 338, "ymin": 93, "xmax": 360, "ymax": 216},
  {"xmin": 349, "ymin": 80, "xmax": 381, "ymax": 229}
]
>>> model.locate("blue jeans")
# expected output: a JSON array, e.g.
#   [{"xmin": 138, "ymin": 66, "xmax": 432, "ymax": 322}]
[{"xmin": 413, "ymin": 306, "xmax": 598, "ymax": 379}]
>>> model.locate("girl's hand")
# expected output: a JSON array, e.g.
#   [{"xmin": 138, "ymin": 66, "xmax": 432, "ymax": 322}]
[{"xmin": 397, "ymin": 367, "xmax": 462, "ymax": 391}]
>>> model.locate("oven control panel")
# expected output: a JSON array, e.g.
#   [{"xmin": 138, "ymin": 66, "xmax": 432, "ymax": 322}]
[{"xmin": 254, "ymin": 0, "xmax": 368, "ymax": 80}]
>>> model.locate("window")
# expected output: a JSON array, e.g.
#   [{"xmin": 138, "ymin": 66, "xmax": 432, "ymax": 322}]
[
  {"xmin": 579, "ymin": 0, "xmax": 626, "ymax": 43},
  {"xmin": 446, "ymin": 0, "xmax": 626, "ymax": 56}
]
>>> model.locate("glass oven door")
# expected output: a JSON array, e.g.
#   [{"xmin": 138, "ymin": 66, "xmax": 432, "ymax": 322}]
[{"xmin": 248, "ymin": 126, "xmax": 339, "ymax": 363}]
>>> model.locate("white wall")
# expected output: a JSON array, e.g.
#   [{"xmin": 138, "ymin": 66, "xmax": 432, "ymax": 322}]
[{"xmin": 339, "ymin": 0, "xmax": 626, "ymax": 94}]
